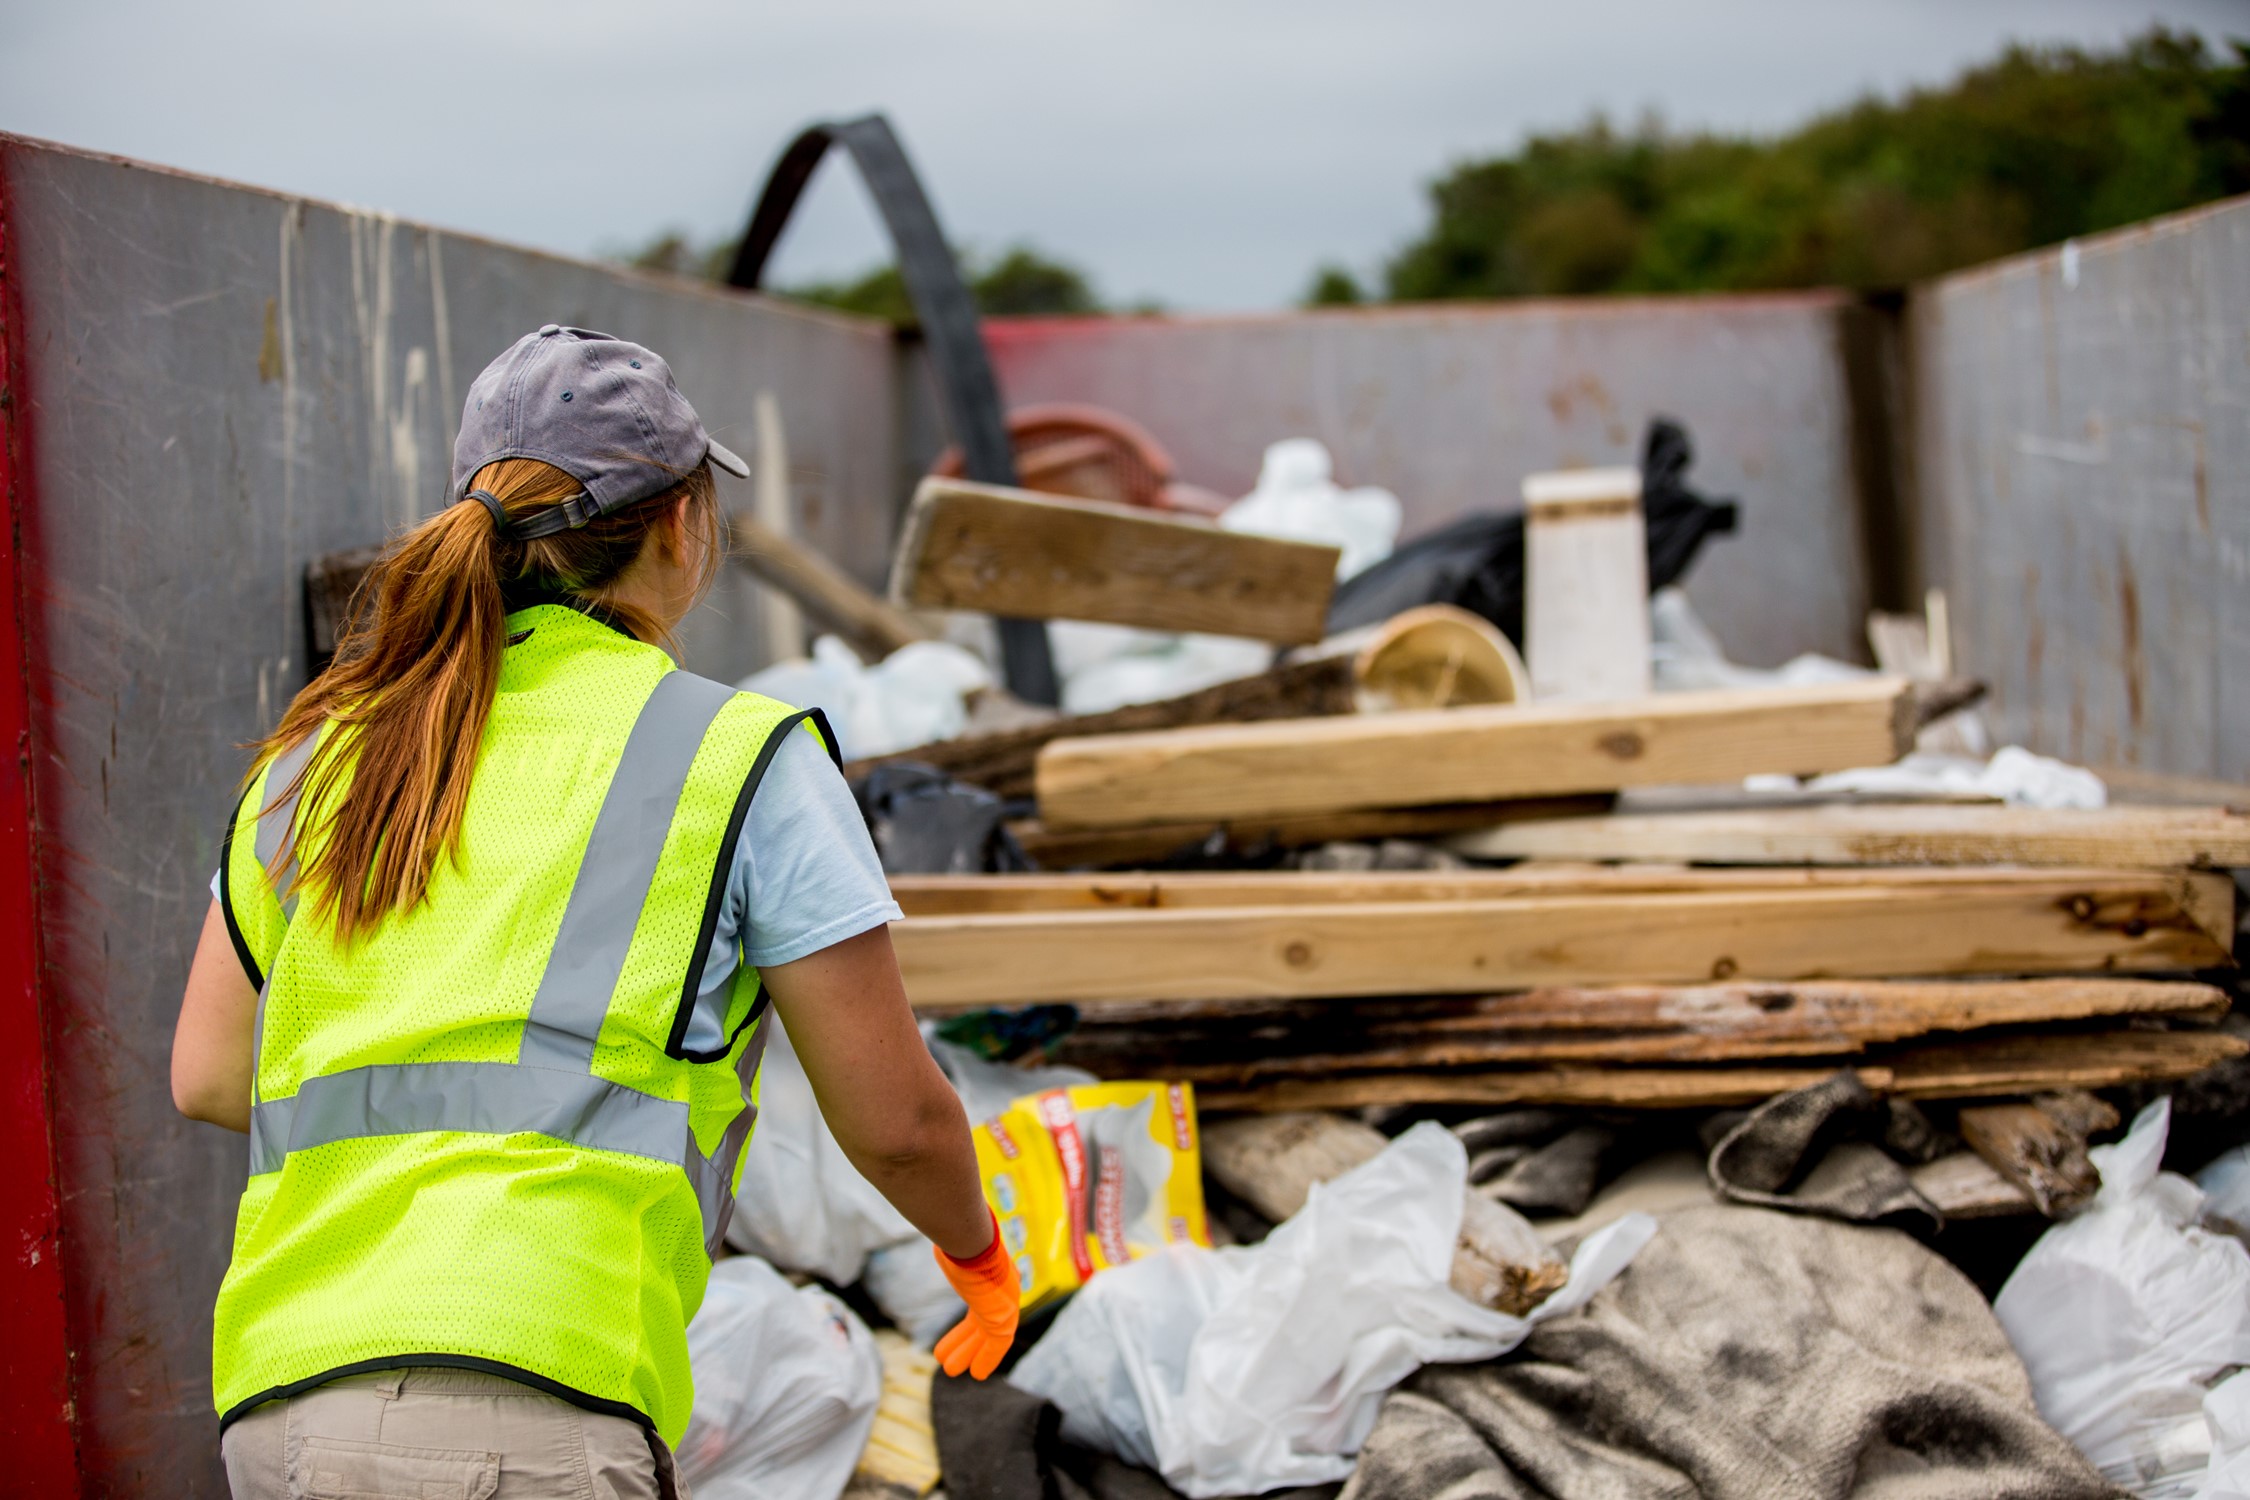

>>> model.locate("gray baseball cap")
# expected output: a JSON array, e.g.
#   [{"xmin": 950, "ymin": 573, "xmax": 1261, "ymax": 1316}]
[{"xmin": 450, "ymin": 324, "xmax": 749, "ymax": 538}]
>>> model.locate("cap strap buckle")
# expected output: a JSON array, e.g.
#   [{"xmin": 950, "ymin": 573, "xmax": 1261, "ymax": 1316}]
[{"xmin": 508, "ymin": 491, "xmax": 600, "ymax": 541}]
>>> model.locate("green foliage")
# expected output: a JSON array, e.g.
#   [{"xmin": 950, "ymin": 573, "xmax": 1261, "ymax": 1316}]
[
  {"xmin": 616, "ymin": 231, "xmax": 1101, "ymax": 325},
  {"xmin": 1302, "ymin": 264, "xmax": 1366, "ymax": 306},
  {"xmin": 1382, "ymin": 29, "xmax": 2250, "ymax": 301},
  {"xmin": 624, "ymin": 230, "xmax": 739, "ymax": 284}
]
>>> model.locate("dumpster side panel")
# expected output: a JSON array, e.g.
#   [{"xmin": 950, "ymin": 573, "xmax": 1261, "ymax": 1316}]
[
  {"xmin": 978, "ymin": 294, "xmax": 1871, "ymax": 666},
  {"xmin": 0, "ymin": 139, "xmax": 84, "ymax": 1499},
  {"xmin": 2, "ymin": 134, "xmax": 894, "ymax": 1497},
  {"xmin": 1910, "ymin": 193, "xmax": 2250, "ymax": 781}
]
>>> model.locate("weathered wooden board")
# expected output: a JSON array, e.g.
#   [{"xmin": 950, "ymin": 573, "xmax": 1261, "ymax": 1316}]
[
  {"xmin": 729, "ymin": 509, "xmax": 927, "ymax": 662},
  {"xmin": 892, "ymin": 477, "xmax": 1339, "ymax": 642},
  {"xmin": 1048, "ymin": 978, "xmax": 2231, "ymax": 1082},
  {"xmin": 1034, "ymin": 678, "xmax": 1917, "ymax": 831},
  {"xmin": 888, "ymin": 864, "xmax": 2232, "ymax": 915},
  {"xmin": 1194, "ymin": 1028, "xmax": 2248, "ymax": 1113},
  {"xmin": 1454, "ymin": 802, "xmax": 2250, "ymax": 870},
  {"xmin": 892, "ymin": 869, "xmax": 2234, "ymax": 1009},
  {"xmin": 1005, "ymin": 798, "xmax": 1607, "ymax": 870}
]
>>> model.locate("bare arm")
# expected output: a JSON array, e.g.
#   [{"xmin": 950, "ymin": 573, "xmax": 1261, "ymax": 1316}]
[
  {"xmin": 173, "ymin": 899, "xmax": 258, "ymax": 1132},
  {"xmin": 761, "ymin": 924, "xmax": 993, "ymax": 1259}
]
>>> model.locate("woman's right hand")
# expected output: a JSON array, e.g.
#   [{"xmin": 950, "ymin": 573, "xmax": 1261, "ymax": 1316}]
[{"xmin": 932, "ymin": 1209, "xmax": 1020, "ymax": 1380}]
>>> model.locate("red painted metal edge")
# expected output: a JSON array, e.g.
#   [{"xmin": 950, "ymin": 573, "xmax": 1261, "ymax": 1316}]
[{"xmin": 0, "ymin": 139, "xmax": 84, "ymax": 1495}]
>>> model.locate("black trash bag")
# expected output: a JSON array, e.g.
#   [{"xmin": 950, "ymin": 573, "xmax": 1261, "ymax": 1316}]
[
  {"xmin": 851, "ymin": 763, "xmax": 1034, "ymax": 875},
  {"xmin": 1325, "ymin": 415, "xmax": 1740, "ymax": 641}
]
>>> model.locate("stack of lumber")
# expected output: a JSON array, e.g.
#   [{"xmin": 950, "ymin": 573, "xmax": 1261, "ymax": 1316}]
[
  {"xmin": 891, "ymin": 867, "xmax": 2243, "ymax": 1113},
  {"xmin": 850, "ymin": 480, "xmax": 2246, "ymax": 1214}
]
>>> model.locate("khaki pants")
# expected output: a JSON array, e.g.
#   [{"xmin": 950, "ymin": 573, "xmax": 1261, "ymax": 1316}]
[{"xmin": 220, "ymin": 1367, "xmax": 686, "ymax": 1500}]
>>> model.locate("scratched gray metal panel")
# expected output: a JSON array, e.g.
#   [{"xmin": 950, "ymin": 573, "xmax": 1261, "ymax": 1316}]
[
  {"xmin": 976, "ymin": 294, "xmax": 1871, "ymax": 665},
  {"xmin": 2, "ymin": 134, "xmax": 894, "ymax": 1496},
  {"xmin": 1909, "ymin": 194, "xmax": 2250, "ymax": 779}
]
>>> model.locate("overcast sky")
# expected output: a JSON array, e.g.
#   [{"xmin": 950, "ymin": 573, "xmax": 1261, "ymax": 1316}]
[{"xmin": 3, "ymin": 0, "xmax": 2242, "ymax": 310}]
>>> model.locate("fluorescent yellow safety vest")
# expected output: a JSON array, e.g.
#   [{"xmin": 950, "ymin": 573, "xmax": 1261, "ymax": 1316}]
[{"xmin": 211, "ymin": 604, "xmax": 832, "ymax": 1445}]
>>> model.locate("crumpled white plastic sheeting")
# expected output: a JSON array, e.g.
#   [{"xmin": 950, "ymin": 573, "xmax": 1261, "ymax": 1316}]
[
  {"xmin": 1009, "ymin": 1122, "xmax": 1656, "ymax": 1498},
  {"xmin": 739, "ymin": 636, "xmax": 992, "ymax": 761},
  {"xmin": 2196, "ymin": 1373, "xmax": 2250, "ymax": 1500},
  {"xmin": 1650, "ymin": 587, "xmax": 1870, "ymax": 693},
  {"xmin": 1996, "ymin": 1100, "xmax": 2250, "ymax": 1497},
  {"xmin": 1797, "ymin": 746, "xmax": 2107, "ymax": 809},
  {"xmin": 1220, "ymin": 438, "xmax": 1402, "ymax": 581},
  {"xmin": 679, "ymin": 1255, "xmax": 881, "ymax": 1500},
  {"xmin": 2198, "ymin": 1145, "xmax": 2250, "ymax": 1242}
]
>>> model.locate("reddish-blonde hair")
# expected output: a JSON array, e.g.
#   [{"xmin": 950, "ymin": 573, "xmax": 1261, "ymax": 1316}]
[{"xmin": 251, "ymin": 457, "xmax": 723, "ymax": 943}]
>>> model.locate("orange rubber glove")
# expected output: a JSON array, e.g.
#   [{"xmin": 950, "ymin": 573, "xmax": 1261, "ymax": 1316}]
[{"xmin": 932, "ymin": 1208, "xmax": 1019, "ymax": 1380}]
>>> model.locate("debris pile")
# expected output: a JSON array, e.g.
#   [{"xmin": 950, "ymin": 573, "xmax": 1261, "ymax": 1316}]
[{"xmin": 676, "ymin": 418, "xmax": 2250, "ymax": 1498}]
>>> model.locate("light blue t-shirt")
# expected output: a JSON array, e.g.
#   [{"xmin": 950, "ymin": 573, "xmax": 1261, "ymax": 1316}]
[{"xmin": 213, "ymin": 723, "xmax": 901, "ymax": 1038}]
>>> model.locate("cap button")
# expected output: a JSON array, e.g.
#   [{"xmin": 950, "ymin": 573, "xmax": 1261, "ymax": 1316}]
[{"xmin": 538, "ymin": 323, "xmax": 562, "ymax": 336}]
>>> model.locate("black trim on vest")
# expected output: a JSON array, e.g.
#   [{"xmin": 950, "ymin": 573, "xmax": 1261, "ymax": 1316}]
[
  {"xmin": 666, "ymin": 707, "xmax": 843, "ymax": 1064},
  {"xmin": 216, "ymin": 1353, "xmax": 653, "ymax": 1435},
  {"xmin": 217, "ymin": 783, "xmax": 265, "ymax": 991},
  {"xmin": 499, "ymin": 585, "xmax": 640, "ymax": 642}
]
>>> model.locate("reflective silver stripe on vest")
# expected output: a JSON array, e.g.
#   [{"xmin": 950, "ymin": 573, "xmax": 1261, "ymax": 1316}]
[
  {"xmin": 517, "ymin": 670, "xmax": 735, "ymax": 1073},
  {"xmin": 247, "ymin": 731, "xmax": 322, "ymax": 1104},
  {"xmin": 245, "ymin": 1048, "xmax": 760, "ymax": 1248},
  {"xmin": 255, "ymin": 730, "xmax": 323, "ymax": 920},
  {"xmin": 702, "ymin": 1012, "xmax": 772, "ymax": 1256},
  {"xmin": 247, "ymin": 670, "xmax": 765, "ymax": 1255}
]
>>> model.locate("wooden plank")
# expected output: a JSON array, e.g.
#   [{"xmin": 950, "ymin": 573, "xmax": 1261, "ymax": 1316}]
[
  {"xmin": 893, "ymin": 870, "xmax": 2234, "ymax": 1009},
  {"xmin": 842, "ymin": 656, "xmax": 1357, "ymax": 800},
  {"xmin": 1006, "ymin": 797, "xmax": 1607, "ymax": 870},
  {"xmin": 889, "ymin": 864, "xmax": 2231, "ymax": 915},
  {"xmin": 1454, "ymin": 802, "xmax": 2250, "ymax": 870},
  {"xmin": 1048, "ymin": 979, "xmax": 2232, "ymax": 1082},
  {"xmin": 1195, "ymin": 1028, "xmax": 2248, "ymax": 1113},
  {"xmin": 1201, "ymin": 1112, "xmax": 1567, "ymax": 1315},
  {"xmin": 892, "ymin": 477, "xmax": 1339, "ymax": 643},
  {"xmin": 1033, "ymin": 678, "xmax": 1918, "ymax": 831},
  {"xmin": 1885, "ymin": 1029, "xmax": 2250, "ymax": 1097},
  {"xmin": 1910, "ymin": 1152, "xmax": 2037, "ymax": 1219},
  {"xmin": 1958, "ymin": 1093, "xmax": 2118, "ymax": 1217},
  {"xmin": 729, "ymin": 510, "xmax": 928, "ymax": 662}
]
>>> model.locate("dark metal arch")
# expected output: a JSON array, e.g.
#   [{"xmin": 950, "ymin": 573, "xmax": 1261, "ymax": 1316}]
[{"xmin": 728, "ymin": 115, "xmax": 1056, "ymax": 702}]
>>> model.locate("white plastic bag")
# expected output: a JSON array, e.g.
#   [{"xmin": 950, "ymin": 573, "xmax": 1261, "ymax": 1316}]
[
  {"xmin": 739, "ymin": 635, "xmax": 991, "ymax": 761},
  {"xmin": 1008, "ymin": 1122, "xmax": 1655, "ymax": 1497},
  {"xmin": 1649, "ymin": 587, "xmax": 1870, "ymax": 693},
  {"xmin": 1996, "ymin": 1100, "xmax": 2250, "ymax": 1496},
  {"xmin": 678, "ymin": 1255, "xmax": 882, "ymax": 1500},
  {"xmin": 1051, "ymin": 625, "xmax": 1272, "ymax": 716},
  {"xmin": 1221, "ymin": 438, "xmax": 1402, "ymax": 581},
  {"xmin": 728, "ymin": 1015, "xmax": 915, "ymax": 1284},
  {"xmin": 1802, "ymin": 745, "xmax": 2107, "ymax": 809},
  {"xmin": 2197, "ymin": 1145, "xmax": 2250, "ymax": 1242},
  {"xmin": 2196, "ymin": 1372, "xmax": 2250, "ymax": 1500}
]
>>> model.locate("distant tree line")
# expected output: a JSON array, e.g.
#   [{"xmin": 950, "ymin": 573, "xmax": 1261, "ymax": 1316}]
[
  {"xmin": 621, "ymin": 233, "xmax": 1105, "ymax": 322},
  {"xmin": 1308, "ymin": 28, "xmax": 2250, "ymax": 304}
]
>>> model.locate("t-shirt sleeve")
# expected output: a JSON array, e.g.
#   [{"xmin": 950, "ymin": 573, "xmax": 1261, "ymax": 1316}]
[{"xmin": 720, "ymin": 722, "xmax": 901, "ymax": 971}]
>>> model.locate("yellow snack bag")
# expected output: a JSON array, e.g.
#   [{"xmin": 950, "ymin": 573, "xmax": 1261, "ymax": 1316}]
[{"xmin": 971, "ymin": 1081, "xmax": 1211, "ymax": 1310}]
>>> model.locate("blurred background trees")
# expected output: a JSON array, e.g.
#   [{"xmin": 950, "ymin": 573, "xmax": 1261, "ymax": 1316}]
[
  {"xmin": 622, "ymin": 236, "xmax": 1105, "ymax": 322},
  {"xmin": 1315, "ymin": 28, "xmax": 2249, "ymax": 304}
]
